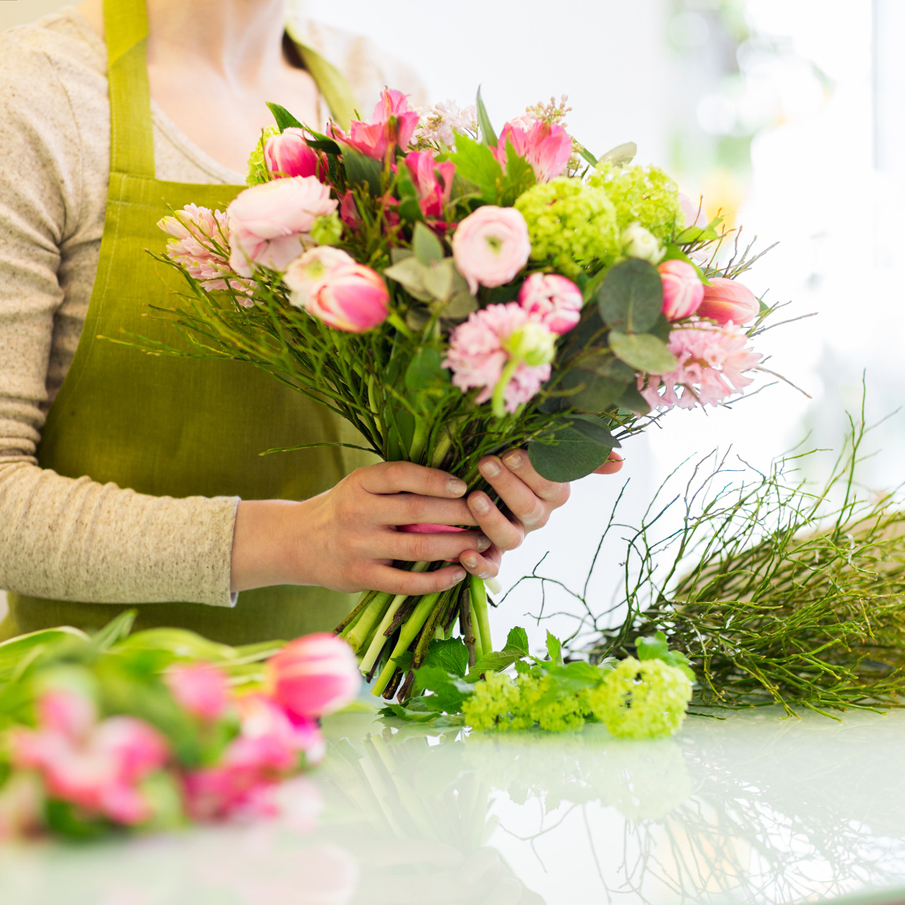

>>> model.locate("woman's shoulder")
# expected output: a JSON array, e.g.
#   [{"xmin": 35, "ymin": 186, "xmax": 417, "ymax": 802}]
[{"xmin": 285, "ymin": 15, "xmax": 427, "ymax": 111}]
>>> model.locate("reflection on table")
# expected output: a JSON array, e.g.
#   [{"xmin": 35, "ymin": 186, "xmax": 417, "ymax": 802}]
[{"xmin": 3, "ymin": 706, "xmax": 905, "ymax": 904}]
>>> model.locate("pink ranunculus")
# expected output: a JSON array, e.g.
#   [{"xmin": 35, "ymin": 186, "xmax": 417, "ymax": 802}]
[
  {"xmin": 657, "ymin": 259, "xmax": 705, "ymax": 321},
  {"xmin": 443, "ymin": 303, "xmax": 554, "ymax": 414},
  {"xmin": 638, "ymin": 320, "xmax": 761, "ymax": 411},
  {"xmin": 452, "ymin": 206, "xmax": 531, "ymax": 294},
  {"xmin": 403, "ymin": 150, "xmax": 456, "ymax": 227},
  {"xmin": 492, "ymin": 119, "xmax": 573, "ymax": 183},
  {"xmin": 227, "ymin": 177, "xmax": 338, "ymax": 276},
  {"xmin": 518, "ymin": 272, "xmax": 583, "ymax": 334},
  {"xmin": 264, "ymin": 128, "xmax": 328, "ymax": 181},
  {"xmin": 696, "ymin": 277, "xmax": 760, "ymax": 325},
  {"xmin": 266, "ymin": 635, "xmax": 361, "ymax": 720},
  {"xmin": 303, "ymin": 263, "xmax": 390, "ymax": 333},
  {"xmin": 329, "ymin": 88, "xmax": 420, "ymax": 161},
  {"xmin": 166, "ymin": 662, "xmax": 230, "ymax": 722}
]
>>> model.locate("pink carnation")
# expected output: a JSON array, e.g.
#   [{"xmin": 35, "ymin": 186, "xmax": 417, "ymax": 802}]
[
  {"xmin": 159, "ymin": 204, "xmax": 250, "ymax": 295},
  {"xmin": 518, "ymin": 272, "xmax": 582, "ymax": 334},
  {"xmin": 638, "ymin": 321, "xmax": 761, "ymax": 410},
  {"xmin": 443, "ymin": 303, "xmax": 553, "ymax": 414}
]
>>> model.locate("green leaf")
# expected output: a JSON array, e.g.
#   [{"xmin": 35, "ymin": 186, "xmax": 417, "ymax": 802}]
[
  {"xmin": 0, "ymin": 628, "xmax": 88, "ymax": 685},
  {"xmin": 90, "ymin": 610, "xmax": 137, "ymax": 653},
  {"xmin": 616, "ymin": 381, "xmax": 652, "ymax": 415},
  {"xmin": 597, "ymin": 258, "xmax": 663, "ymax": 333},
  {"xmin": 396, "ymin": 165, "xmax": 423, "ymax": 224},
  {"xmin": 422, "ymin": 637, "xmax": 469, "ymax": 678},
  {"xmin": 528, "ymin": 416, "xmax": 620, "ymax": 482},
  {"xmin": 404, "ymin": 347, "xmax": 444, "ymax": 391},
  {"xmin": 266, "ymin": 102, "xmax": 304, "ymax": 131},
  {"xmin": 342, "ymin": 147, "xmax": 382, "ymax": 195},
  {"xmin": 476, "ymin": 86, "xmax": 498, "ymax": 146},
  {"xmin": 636, "ymin": 631, "xmax": 670, "ymax": 661},
  {"xmin": 500, "ymin": 140, "xmax": 536, "ymax": 205},
  {"xmin": 505, "ymin": 626, "xmax": 530, "ymax": 657},
  {"xmin": 551, "ymin": 353, "xmax": 634, "ymax": 414},
  {"xmin": 448, "ymin": 134, "xmax": 503, "ymax": 204},
  {"xmin": 412, "ymin": 222, "xmax": 445, "ymax": 266},
  {"xmin": 610, "ymin": 330, "xmax": 678, "ymax": 374},
  {"xmin": 422, "ymin": 260, "xmax": 455, "ymax": 301},
  {"xmin": 599, "ymin": 141, "xmax": 637, "ymax": 166},
  {"xmin": 384, "ymin": 257, "xmax": 432, "ymax": 302},
  {"xmin": 576, "ymin": 143, "xmax": 598, "ymax": 167},
  {"xmin": 546, "ymin": 631, "xmax": 563, "ymax": 666},
  {"xmin": 413, "ymin": 666, "xmax": 474, "ymax": 713}
]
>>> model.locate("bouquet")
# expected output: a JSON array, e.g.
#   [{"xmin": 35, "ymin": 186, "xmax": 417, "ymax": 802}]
[
  {"xmin": 0, "ymin": 613, "xmax": 360, "ymax": 838},
  {"xmin": 154, "ymin": 88, "xmax": 771, "ymax": 700}
]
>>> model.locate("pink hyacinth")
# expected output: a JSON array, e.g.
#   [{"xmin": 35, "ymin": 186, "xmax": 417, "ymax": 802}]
[
  {"xmin": 329, "ymin": 88, "xmax": 420, "ymax": 161},
  {"xmin": 403, "ymin": 150, "xmax": 456, "ymax": 228},
  {"xmin": 443, "ymin": 303, "xmax": 554, "ymax": 414},
  {"xmin": 492, "ymin": 118, "xmax": 573, "ymax": 183},
  {"xmin": 227, "ymin": 177, "xmax": 338, "ymax": 276},
  {"xmin": 158, "ymin": 204, "xmax": 248, "ymax": 294},
  {"xmin": 166, "ymin": 662, "xmax": 230, "ymax": 722},
  {"xmin": 638, "ymin": 321, "xmax": 761, "ymax": 411},
  {"xmin": 266, "ymin": 634, "xmax": 362, "ymax": 720},
  {"xmin": 518, "ymin": 272, "xmax": 582, "ymax": 334},
  {"xmin": 264, "ymin": 127, "xmax": 328, "ymax": 181}
]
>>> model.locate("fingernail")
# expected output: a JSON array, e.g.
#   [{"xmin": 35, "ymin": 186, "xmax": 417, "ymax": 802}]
[
  {"xmin": 480, "ymin": 459, "xmax": 500, "ymax": 478},
  {"xmin": 503, "ymin": 451, "xmax": 523, "ymax": 469},
  {"xmin": 447, "ymin": 477, "xmax": 467, "ymax": 495},
  {"xmin": 461, "ymin": 553, "xmax": 478, "ymax": 569},
  {"xmin": 471, "ymin": 495, "xmax": 490, "ymax": 514},
  {"xmin": 476, "ymin": 535, "xmax": 491, "ymax": 552},
  {"xmin": 451, "ymin": 570, "xmax": 467, "ymax": 585}
]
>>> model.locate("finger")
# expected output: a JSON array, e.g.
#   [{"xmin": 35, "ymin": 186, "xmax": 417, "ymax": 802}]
[
  {"xmin": 459, "ymin": 546, "xmax": 500, "ymax": 580},
  {"xmin": 390, "ymin": 529, "xmax": 491, "ymax": 563},
  {"xmin": 478, "ymin": 456, "xmax": 555, "ymax": 532},
  {"xmin": 357, "ymin": 461, "xmax": 468, "ymax": 498},
  {"xmin": 498, "ymin": 450, "xmax": 570, "ymax": 506},
  {"xmin": 467, "ymin": 490, "xmax": 524, "ymax": 552},
  {"xmin": 378, "ymin": 495, "xmax": 478, "ymax": 528},
  {"xmin": 366, "ymin": 563, "xmax": 467, "ymax": 596},
  {"xmin": 594, "ymin": 450, "xmax": 624, "ymax": 475}
]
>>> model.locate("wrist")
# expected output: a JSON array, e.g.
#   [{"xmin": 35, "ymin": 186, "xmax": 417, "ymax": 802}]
[{"xmin": 230, "ymin": 499, "xmax": 310, "ymax": 592}]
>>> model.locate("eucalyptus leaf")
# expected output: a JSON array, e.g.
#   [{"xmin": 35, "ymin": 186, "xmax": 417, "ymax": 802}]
[
  {"xmin": 422, "ymin": 260, "xmax": 455, "ymax": 302},
  {"xmin": 412, "ymin": 222, "xmax": 445, "ymax": 266},
  {"xmin": 528, "ymin": 416, "xmax": 620, "ymax": 482},
  {"xmin": 610, "ymin": 330, "xmax": 678, "ymax": 374},
  {"xmin": 384, "ymin": 257, "xmax": 432, "ymax": 302},
  {"xmin": 617, "ymin": 381, "xmax": 653, "ymax": 415},
  {"xmin": 435, "ymin": 289, "xmax": 477, "ymax": 321},
  {"xmin": 597, "ymin": 258, "xmax": 663, "ymax": 333},
  {"xmin": 599, "ymin": 141, "xmax": 637, "ymax": 166}
]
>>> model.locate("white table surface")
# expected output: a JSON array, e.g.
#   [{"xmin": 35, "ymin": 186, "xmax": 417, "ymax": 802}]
[{"xmin": 3, "ymin": 703, "xmax": 905, "ymax": 905}]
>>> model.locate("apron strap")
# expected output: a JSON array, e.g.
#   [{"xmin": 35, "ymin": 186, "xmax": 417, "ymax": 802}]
[{"xmin": 104, "ymin": 0, "xmax": 155, "ymax": 178}]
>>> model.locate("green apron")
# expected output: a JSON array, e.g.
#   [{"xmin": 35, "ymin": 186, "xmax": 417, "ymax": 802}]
[{"xmin": 1, "ymin": 0, "xmax": 372, "ymax": 644}]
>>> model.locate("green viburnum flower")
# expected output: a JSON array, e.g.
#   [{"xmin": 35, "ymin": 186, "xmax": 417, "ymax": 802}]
[
  {"xmin": 246, "ymin": 126, "xmax": 280, "ymax": 186},
  {"xmin": 514, "ymin": 177, "xmax": 619, "ymax": 278},
  {"xmin": 589, "ymin": 161, "xmax": 682, "ymax": 241},
  {"xmin": 517, "ymin": 674, "xmax": 586, "ymax": 732},
  {"xmin": 588, "ymin": 657, "xmax": 692, "ymax": 740},
  {"xmin": 462, "ymin": 673, "xmax": 523, "ymax": 731},
  {"xmin": 310, "ymin": 212, "xmax": 343, "ymax": 247}
]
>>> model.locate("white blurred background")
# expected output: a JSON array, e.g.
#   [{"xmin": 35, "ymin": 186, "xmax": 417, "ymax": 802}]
[{"xmin": 1, "ymin": 1, "xmax": 901, "ymax": 649}]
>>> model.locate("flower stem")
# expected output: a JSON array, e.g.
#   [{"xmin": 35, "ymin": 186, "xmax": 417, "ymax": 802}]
[
  {"xmin": 371, "ymin": 591, "xmax": 440, "ymax": 698},
  {"xmin": 491, "ymin": 357, "xmax": 520, "ymax": 419},
  {"xmin": 358, "ymin": 592, "xmax": 410, "ymax": 674},
  {"xmin": 470, "ymin": 573, "xmax": 492, "ymax": 661}
]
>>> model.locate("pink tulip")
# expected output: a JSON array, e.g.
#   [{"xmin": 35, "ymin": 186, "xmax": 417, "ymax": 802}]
[
  {"xmin": 493, "ymin": 119, "xmax": 573, "ymax": 183},
  {"xmin": 264, "ymin": 128, "xmax": 328, "ymax": 181},
  {"xmin": 329, "ymin": 88, "xmax": 420, "ymax": 161},
  {"xmin": 266, "ymin": 634, "xmax": 361, "ymax": 720},
  {"xmin": 166, "ymin": 662, "xmax": 230, "ymax": 722},
  {"xmin": 38, "ymin": 689, "xmax": 96, "ymax": 740},
  {"xmin": 403, "ymin": 150, "xmax": 456, "ymax": 226},
  {"xmin": 657, "ymin": 259, "xmax": 705, "ymax": 320},
  {"xmin": 696, "ymin": 277, "xmax": 760, "ymax": 325},
  {"xmin": 227, "ymin": 177, "xmax": 338, "ymax": 276},
  {"xmin": 452, "ymin": 206, "xmax": 532, "ymax": 294},
  {"xmin": 304, "ymin": 262, "xmax": 390, "ymax": 333},
  {"xmin": 518, "ymin": 272, "xmax": 582, "ymax": 334}
]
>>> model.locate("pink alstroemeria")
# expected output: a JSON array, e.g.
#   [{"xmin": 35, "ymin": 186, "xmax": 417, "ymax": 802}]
[
  {"xmin": 696, "ymin": 277, "xmax": 760, "ymax": 325},
  {"xmin": 492, "ymin": 119, "xmax": 573, "ymax": 183},
  {"xmin": 403, "ymin": 150, "xmax": 456, "ymax": 228},
  {"xmin": 518, "ymin": 272, "xmax": 583, "ymax": 334},
  {"xmin": 264, "ymin": 127, "xmax": 328, "ymax": 181},
  {"xmin": 329, "ymin": 88, "xmax": 420, "ymax": 161},
  {"xmin": 166, "ymin": 662, "xmax": 230, "ymax": 722},
  {"xmin": 266, "ymin": 635, "xmax": 362, "ymax": 721}
]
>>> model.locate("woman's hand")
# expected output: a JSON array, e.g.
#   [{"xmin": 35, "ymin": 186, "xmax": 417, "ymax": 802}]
[
  {"xmin": 458, "ymin": 450, "xmax": 624, "ymax": 580},
  {"xmin": 231, "ymin": 461, "xmax": 489, "ymax": 597}
]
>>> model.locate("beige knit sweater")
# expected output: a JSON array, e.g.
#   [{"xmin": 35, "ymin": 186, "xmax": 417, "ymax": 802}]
[{"xmin": 0, "ymin": 7, "xmax": 421, "ymax": 608}]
